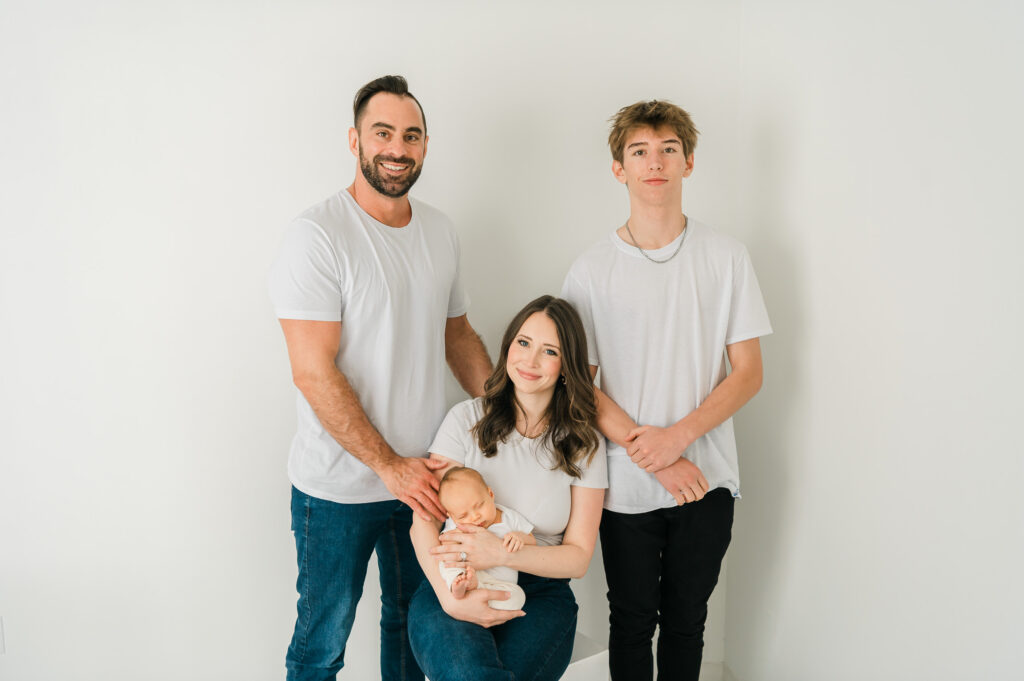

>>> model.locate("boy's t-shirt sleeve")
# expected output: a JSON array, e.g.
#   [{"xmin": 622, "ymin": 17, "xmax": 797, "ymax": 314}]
[
  {"xmin": 268, "ymin": 218, "xmax": 343, "ymax": 321},
  {"xmin": 725, "ymin": 247, "xmax": 773, "ymax": 345},
  {"xmin": 560, "ymin": 266, "xmax": 600, "ymax": 367}
]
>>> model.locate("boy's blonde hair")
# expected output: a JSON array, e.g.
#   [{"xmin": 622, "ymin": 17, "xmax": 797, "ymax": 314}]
[{"xmin": 608, "ymin": 100, "xmax": 699, "ymax": 164}]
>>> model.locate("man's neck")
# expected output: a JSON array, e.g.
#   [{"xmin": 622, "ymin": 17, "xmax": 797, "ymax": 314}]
[
  {"xmin": 620, "ymin": 202, "xmax": 686, "ymax": 250},
  {"xmin": 347, "ymin": 180, "xmax": 412, "ymax": 228}
]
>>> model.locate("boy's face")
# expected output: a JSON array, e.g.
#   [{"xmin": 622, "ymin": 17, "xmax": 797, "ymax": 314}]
[
  {"xmin": 439, "ymin": 477, "xmax": 498, "ymax": 528},
  {"xmin": 612, "ymin": 125, "xmax": 694, "ymax": 204}
]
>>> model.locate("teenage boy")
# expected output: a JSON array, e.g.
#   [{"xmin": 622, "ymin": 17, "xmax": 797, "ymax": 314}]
[
  {"xmin": 269, "ymin": 75, "xmax": 492, "ymax": 681},
  {"xmin": 561, "ymin": 100, "xmax": 772, "ymax": 681}
]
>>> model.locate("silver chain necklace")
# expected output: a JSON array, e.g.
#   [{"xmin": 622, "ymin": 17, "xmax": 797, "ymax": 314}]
[{"xmin": 625, "ymin": 215, "xmax": 688, "ymax": 264}]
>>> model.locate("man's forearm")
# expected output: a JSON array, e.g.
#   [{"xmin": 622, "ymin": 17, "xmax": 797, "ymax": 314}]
[
  {"xmin": 445, "ymin": 317, "xmax": 492, "ymax": 398},
  {"xmin": 294, "ymin": 367, "xmax": 400, "ymax": 473}
]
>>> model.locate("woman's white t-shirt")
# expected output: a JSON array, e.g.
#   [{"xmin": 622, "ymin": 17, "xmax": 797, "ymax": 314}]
[{"xmin": 429, "ymin": 398, "xmax": 607, "ymax": 547}]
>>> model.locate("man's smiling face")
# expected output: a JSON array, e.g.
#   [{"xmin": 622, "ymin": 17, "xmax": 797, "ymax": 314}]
[{"xmin": 354, "ymin": 92, "xmax": 427, "ymax": 198}]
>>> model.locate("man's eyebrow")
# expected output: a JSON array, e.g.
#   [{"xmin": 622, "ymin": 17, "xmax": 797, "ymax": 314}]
[{"xmin": 370, "ymin": 122, "xmax": 423, "ymax": 135}]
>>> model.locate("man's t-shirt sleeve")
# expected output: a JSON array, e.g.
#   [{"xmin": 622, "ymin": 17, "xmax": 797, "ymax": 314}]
[
  {"xmin": 446, "ymin": 231, "xmax": 470, "ymax": 318},
  {"xmin": 725, "ymin": 247, "xmax": 773, "ymax": 345},
  {"xmin": 268, "ymin": 218, "xmax": 343, "ymax": 322}
]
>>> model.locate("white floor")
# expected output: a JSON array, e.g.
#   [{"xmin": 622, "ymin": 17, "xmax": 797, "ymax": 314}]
[{"xmin": 565, "ymin": 633, "xmax": 726, "ymax": 681}]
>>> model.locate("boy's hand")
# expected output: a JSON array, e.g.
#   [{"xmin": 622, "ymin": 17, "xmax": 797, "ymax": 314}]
[
  {"xmin": 653, "ymin": 458, "xmax": 709, "ymax": 505},
  {"xmin": 626, "ymin": 424, "xmax": 688, "ymax": 472}
]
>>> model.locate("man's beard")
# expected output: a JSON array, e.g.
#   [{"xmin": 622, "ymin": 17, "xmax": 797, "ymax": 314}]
[{"xmin": 359, "ymin": 149, "xmax": 423, "ymax": 198}]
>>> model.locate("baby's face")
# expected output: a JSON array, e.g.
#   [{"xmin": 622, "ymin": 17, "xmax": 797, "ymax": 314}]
[{"xmin": 440, "ymin": 479, "xmax": 498, "ymax": 528}]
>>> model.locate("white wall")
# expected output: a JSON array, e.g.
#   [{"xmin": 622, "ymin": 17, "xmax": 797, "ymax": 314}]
[
  {"xmin": 0, "ymin": 2, "xmax": 742, "ymax": 679},
  {"xmin": 8, "ymin": 3, "xmax": 1019, "ymax": 680},
  {"xmin": 724, "ymin": 1, "xmax": 1024, "ymax": 680}
]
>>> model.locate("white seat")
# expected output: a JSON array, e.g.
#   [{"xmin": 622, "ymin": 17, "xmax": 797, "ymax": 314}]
[{"xmin": 562, "ymin": 631, "xmax": 609, "ymax": 680}]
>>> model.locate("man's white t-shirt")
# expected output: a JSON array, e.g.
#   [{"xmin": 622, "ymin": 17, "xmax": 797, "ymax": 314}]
[
  {"xmin": 268, "ymin": 189, "xmax": 468, "ymax": 503},
  {"xmin": 429, "ymin": 398, "xmax": 608, "ymax": 547},
  {"xmin": 561, "ymin": 220, "xmax": 772, "ymax": 514}
]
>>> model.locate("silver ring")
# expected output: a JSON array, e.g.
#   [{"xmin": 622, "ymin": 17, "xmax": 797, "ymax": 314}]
[{"xmin": 459, "ymin": 551, "xmax": 467, "ymax": 562}]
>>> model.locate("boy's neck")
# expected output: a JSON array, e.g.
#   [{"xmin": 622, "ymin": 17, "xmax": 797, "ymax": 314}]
[{"xmin": 620, "ymin": 203, "xmax": 687, "ymax": 250}]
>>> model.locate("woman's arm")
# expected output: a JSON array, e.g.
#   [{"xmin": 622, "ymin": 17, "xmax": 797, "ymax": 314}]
[
  {"xmin": 434, "ymin": 486, "xmax": 605, "ymax": 579},
  {"xmin": 409, "ymin": 508, "xmax": 524, "ymax": 627},
  {"xmin": 409, "ymin": 452, "xmax": 524, "ymax": 627}
]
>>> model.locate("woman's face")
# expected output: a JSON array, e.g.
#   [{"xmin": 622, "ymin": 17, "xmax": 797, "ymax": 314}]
[{"xmin": 506, "ymin": 311, "xmax": 562, "ymax": 401}]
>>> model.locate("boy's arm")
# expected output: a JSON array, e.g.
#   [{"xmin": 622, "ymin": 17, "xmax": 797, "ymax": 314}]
[{"xmin": 628, "ymin": 337, "xmax": 764, "ymax": 473}]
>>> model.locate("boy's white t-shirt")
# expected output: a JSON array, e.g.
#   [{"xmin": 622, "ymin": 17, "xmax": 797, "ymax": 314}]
[
  {"xmin": 268, "ymin": 190, "xmax": 468, "ymax": 503},
  {"xmin": 429, "ymin": 398, "xmax": 607, "ymax": 547},
  {"xmin": 561, "ymin": 220, "xmax": 772, "ymax": 513}
]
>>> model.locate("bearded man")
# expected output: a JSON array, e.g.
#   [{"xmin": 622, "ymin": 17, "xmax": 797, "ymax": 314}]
[{"xmin": 269, "ymin": 75, "xmax": 491, "ymax": 681}]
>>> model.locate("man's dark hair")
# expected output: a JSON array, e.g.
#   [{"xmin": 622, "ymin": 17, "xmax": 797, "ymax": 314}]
[{"xmin": 352, "ymin": 75, "xmax": 427, "ymax": 134}]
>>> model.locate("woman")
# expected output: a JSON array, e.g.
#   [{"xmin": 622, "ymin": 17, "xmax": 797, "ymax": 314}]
[{"xmin": 407, "ymin": 295, "xmax": 607, "ymax": 681}]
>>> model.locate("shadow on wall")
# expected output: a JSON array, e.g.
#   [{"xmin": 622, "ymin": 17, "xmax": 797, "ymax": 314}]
[{"xmin": 728, "ymin": 114, "xmax": 806, "ymax": 665}]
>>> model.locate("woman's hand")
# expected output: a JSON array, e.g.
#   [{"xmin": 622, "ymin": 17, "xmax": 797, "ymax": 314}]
[
  {"xmin": 429, "ymin": 524, "xmax": 507, "ymax": 571},
  {"xmin": 441, "ymin": 588, "xmax": 524, "ymax": 628}
]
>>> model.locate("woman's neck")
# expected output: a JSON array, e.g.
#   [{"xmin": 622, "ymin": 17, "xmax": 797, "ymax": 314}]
[{"xmin": 513, "ymin": 390, "xmax": 552, "ymax": 438}]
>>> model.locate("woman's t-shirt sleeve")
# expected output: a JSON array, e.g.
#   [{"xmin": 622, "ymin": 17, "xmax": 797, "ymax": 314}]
[
  {"xmin": 571, "ymin": 436, "xmax": 608, "ymax": 489},
  {"xmin": 427, "ymin": 399, "xmax": 477, "ymax": 465}
]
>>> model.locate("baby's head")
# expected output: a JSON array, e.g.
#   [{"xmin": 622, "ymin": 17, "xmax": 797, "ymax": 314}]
[{"xmin": 438, "ymin": 467, "xmax": 497, "ymax": 528}]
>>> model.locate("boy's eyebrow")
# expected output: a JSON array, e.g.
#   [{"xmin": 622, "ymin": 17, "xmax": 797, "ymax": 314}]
[{"xmin": 626, "ymin": 138, "xmax": 682, "ymax": 150}]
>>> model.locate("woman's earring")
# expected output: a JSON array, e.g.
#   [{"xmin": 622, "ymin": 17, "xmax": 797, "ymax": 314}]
[{"xmin": 560, "ymin": 375, "xmax": 566, "ymax": 384}]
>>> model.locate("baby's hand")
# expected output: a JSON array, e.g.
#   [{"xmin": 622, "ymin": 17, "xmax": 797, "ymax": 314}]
[{"xmin": 503, "ymin": 532, "xmax": 526, "ymax": 552}]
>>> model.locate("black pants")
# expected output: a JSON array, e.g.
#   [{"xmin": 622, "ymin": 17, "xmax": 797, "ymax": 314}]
[{"xmin": 600, "ymin": 488, "xmax": 735, "ymax": 681}]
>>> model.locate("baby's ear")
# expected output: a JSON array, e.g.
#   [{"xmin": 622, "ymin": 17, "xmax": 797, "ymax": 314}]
[{"xmin": 488, "ymin": 487, "xmax": 495, "ymax": 499}]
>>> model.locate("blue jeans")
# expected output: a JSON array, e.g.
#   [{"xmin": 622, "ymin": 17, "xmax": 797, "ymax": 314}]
[
  {"xmin": 407, "ymin": 573, "xmax": 578, "ymax": 681},
  {"xmin": 287, "ymin": 486, "xmax": 426, "ymax": 681}
]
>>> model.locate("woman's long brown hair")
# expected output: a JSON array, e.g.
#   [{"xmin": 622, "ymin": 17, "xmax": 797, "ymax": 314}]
[{"xmin": 472, "ymin": 295, "xmax": 599, "ymax": 478}]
